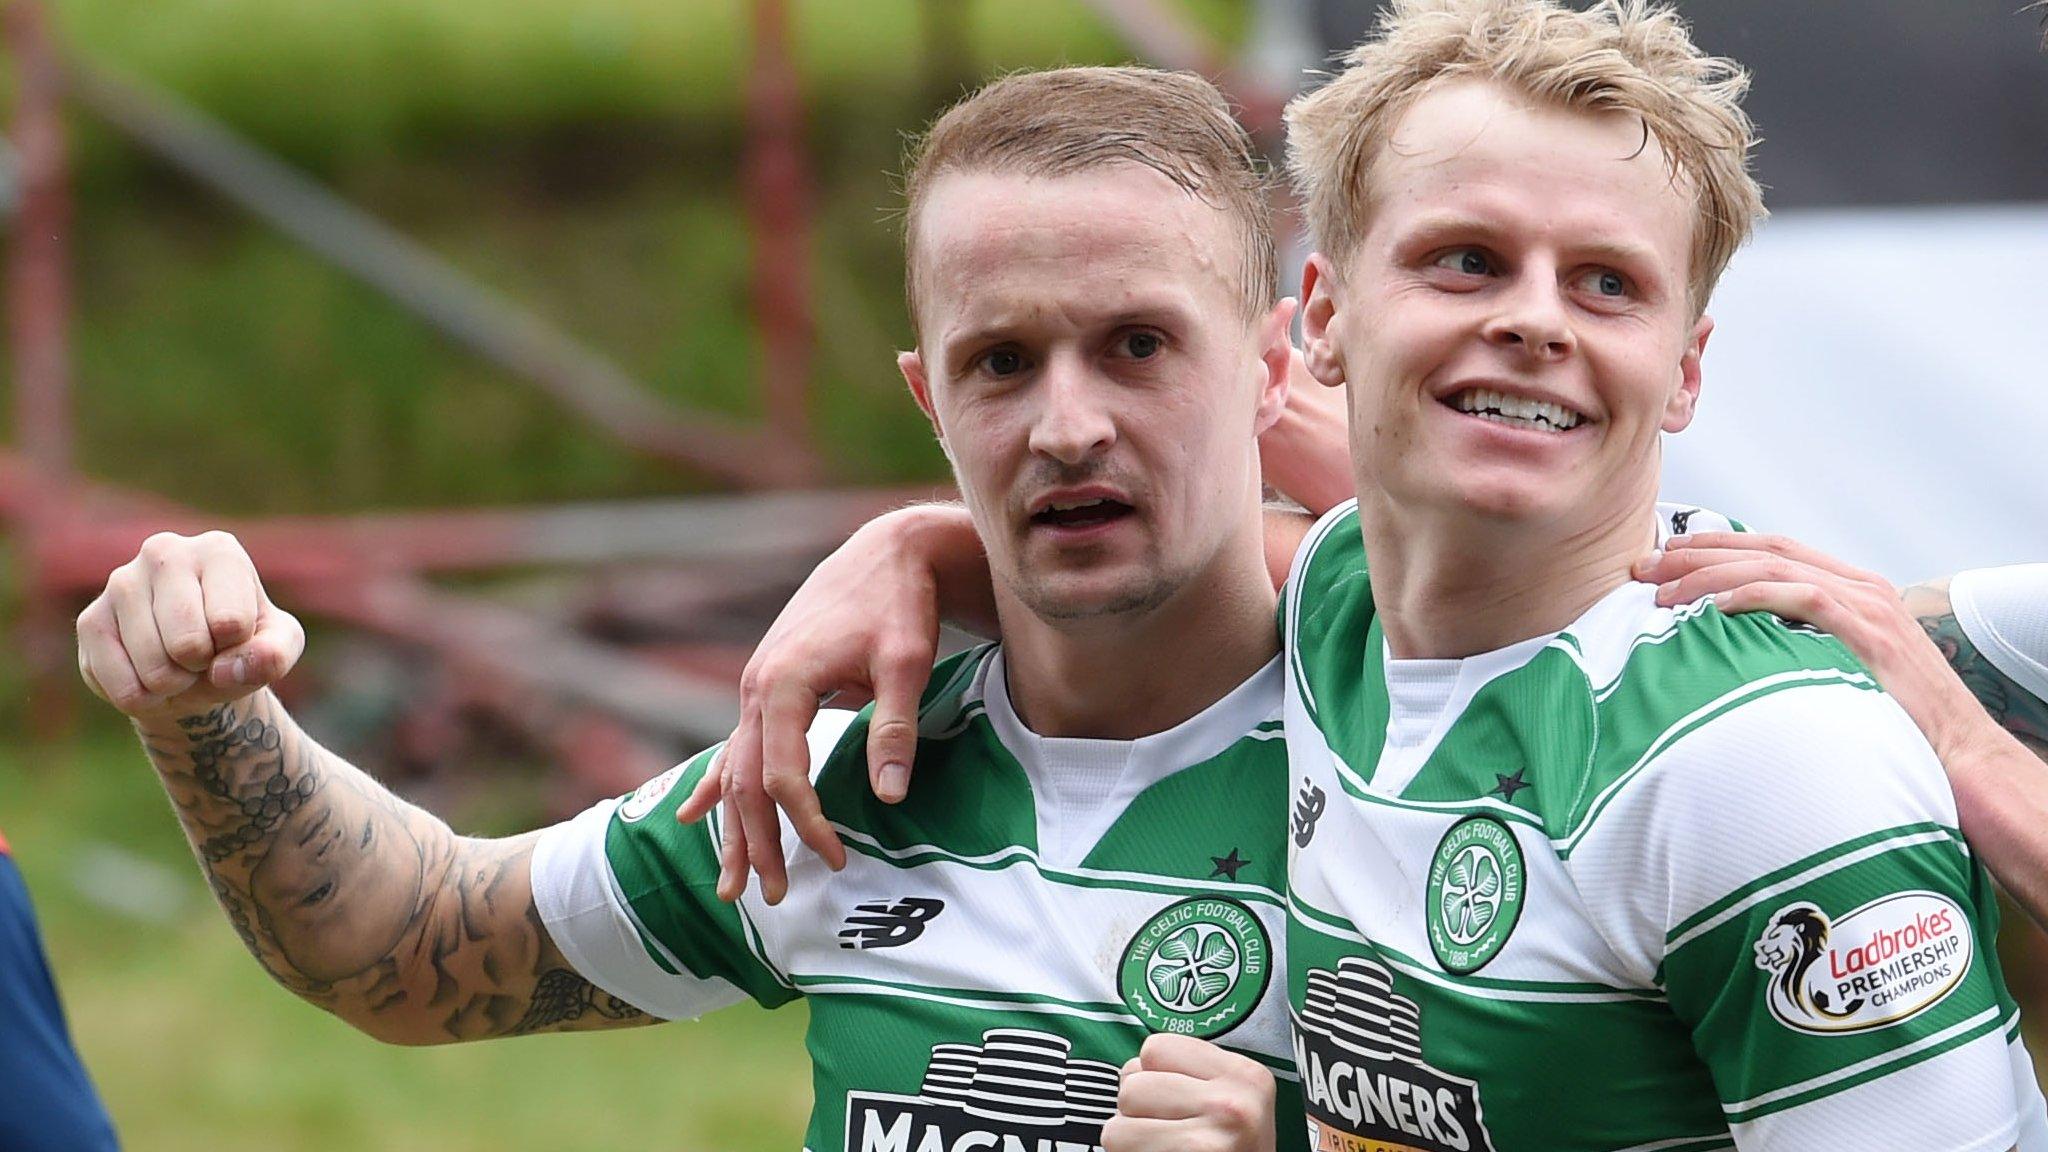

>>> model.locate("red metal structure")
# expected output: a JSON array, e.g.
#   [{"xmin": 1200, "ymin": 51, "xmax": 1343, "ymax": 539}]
[{"xmin": 0, "ymin": 0, "xmax": 1301, "ymax": 804}]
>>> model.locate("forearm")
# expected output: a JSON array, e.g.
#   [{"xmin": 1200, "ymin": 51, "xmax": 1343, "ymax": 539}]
[{"xmin": 134, "ymin": 691, "xmax": 646, "ymax": 1043}]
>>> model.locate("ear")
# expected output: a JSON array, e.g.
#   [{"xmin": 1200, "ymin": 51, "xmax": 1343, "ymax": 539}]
[
  {"xmin": 1663, "ymin": 314, "xmax": 1711, "ymax": 433},
  {"xmin": 1299, "ymin": 254, "xmax": 1346, "ymax": 389},
  {"xmin": 1251, "ymin": 297, "xmax": 1298, "ymax": 437},
  {"xmin": 898, "ymin": 350, "xmax": 944, "ymax": 440}
]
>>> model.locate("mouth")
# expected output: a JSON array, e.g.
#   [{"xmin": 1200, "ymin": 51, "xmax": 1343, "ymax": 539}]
[
  {"xmin": 1028, "ymin": 494, "xmax": 1137, "ymax": 532},
  {"xmin": 1441, "ymin": 387, "xmax": 1588, "ymax": 434}
]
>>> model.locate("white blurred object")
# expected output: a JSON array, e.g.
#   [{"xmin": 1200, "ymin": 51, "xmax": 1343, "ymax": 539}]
[
  {"xmin": 1663, "ymin": 203, "xmax": 2048, "ymax": 583},
  {"xmin": 1245, "ymin": 0, "xmax": 1318, "ymax": 98},
  {"xmin": 69, "ymin": 842, "xmax": 191, "ymax": 924}
]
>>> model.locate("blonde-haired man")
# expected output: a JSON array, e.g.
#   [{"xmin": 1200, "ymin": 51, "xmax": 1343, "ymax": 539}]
[
  {"xmin": 713, "ymin": 2, "xmax": 2048, "ymax": 1149},
  {"xmin": 1276, "ymin": 1, "xmax": 2044, "ymax": 1148}
]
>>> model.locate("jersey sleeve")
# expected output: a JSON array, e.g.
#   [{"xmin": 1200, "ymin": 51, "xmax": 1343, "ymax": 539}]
[
  {"xmin": 529, "ymin": 709, "xmax": 861, "ymax": 1020},
  {"xmin": 1570, "ymin": 681, "xmax": 2025, "ymax": 1151},
  {"xmin": 1952, "ymin": 564, "xmax": 2048, "ymax": 707}
]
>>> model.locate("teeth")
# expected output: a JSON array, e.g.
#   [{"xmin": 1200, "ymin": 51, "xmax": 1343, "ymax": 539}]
[
  {"xmin": 1450, "ymin": 389, "xmax": 1584, "ymax": 431},
  {"xmin": 1046, "ymin": 498, "xmax": 1106, "ymax": 512}
]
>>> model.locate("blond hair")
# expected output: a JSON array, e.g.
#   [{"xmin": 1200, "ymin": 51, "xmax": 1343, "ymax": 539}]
[
  {"xmin": 1285, "ymin": 0, "xmax": 1763, "ymax": 312},
  {"xmin": 902, "ymin": 67, "xmax": 1277, "ymax": 333}
]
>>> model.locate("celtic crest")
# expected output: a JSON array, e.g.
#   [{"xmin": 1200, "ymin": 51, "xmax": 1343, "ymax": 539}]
[
  {"xmin": 1145, "ymin": 925, "xmax": 1240, "ymax": 1011},
  {"xmin": 1439, "ymin": 843, "xmax": 1504, "ymax": 945},
  {"xmin": 1118, "ymin": 897, "xmax": 1271, "ymax": 1038},
  {"xmin": 1425, "ymin": 817, "xmax": 1525, "ymax": 974}
]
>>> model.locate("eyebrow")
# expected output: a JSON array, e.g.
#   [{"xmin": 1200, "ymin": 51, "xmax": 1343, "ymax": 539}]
[{"xmin": 940, "ymin": 298, "xmax": 1202, "ymax": 355}]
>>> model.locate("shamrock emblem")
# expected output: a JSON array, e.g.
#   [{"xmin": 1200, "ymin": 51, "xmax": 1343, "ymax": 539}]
[
  {"xmin": 1145, "ymin": 925, "xmax": 1240, "ymax": 1011},
  {"xmin": 1440, "ymin": 844, "xmax": 1503, "ymax": 945}
]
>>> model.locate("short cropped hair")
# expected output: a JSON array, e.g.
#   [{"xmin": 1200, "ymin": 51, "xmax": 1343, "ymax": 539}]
[
  {"xmin": 902, "ymin": 67, "xmax": 1277, "ymax": 334},
  {"xmin": 1285, "ymin": 0, "xmax": 1764, "ymax": 313}
]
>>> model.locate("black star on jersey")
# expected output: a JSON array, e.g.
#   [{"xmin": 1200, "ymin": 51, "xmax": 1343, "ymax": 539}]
[
  {"xmin": 1490, "ymin": 769, "xmax": 1532, "ymax": 802},
  {"xmin": 1209, "ymin": 848, "xmax": 1251, "ymax": 881}
]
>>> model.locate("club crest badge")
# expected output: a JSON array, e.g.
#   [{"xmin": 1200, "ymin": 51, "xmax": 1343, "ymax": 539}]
[
  {"xmin": 1117, "ymin": 896, "xmax": 1271, "ymax": 1038},
  {"xmin": 1751, "ymin": 891, "xmax": 1971, "ymax": 1035},
  {"xmin": 1425, "ymin": 816, "xmax": 1525, "ymax": 974}
]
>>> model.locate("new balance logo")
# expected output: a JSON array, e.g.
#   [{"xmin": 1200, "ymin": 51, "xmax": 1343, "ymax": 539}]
[
  {"xmin": 1293, "ymin": 780, "xmax": 1327, "ymax": 848},
  {"xmin": 839, "ymin": 898, "xmax": 946, "ymax": 949}
]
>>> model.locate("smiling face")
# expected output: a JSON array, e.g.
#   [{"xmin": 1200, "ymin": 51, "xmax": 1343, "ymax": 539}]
[
  {"xmin": 901, "ymin": 166, "xmax": 1290, "ymax": 624},
  {"xmin": 1304, "ymin": 78, "xmax": 1712, "ymax": 538}
]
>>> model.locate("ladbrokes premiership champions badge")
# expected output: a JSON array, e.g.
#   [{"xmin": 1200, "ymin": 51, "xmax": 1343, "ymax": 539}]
[
  {"xmin": 1117, "ymin": 896, "xmax": 1270, "ymax": 1038},
  {"xmin": 1751, "ymin": 891, "xmax": 1972, "ymax": 1035}
]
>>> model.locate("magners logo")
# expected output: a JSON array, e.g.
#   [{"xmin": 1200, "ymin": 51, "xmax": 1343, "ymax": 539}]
[
  {"xmin": 1751, "ymin": 891, "xmax": 1972, "ymax": 1035},
  {"xmin": 1291, "ymin": 957, "xmax": 1496, "ymax": 1152},
  {"xmin": 844, "ymin": 1028, "xmax": 1116, "ymax": 1152}
]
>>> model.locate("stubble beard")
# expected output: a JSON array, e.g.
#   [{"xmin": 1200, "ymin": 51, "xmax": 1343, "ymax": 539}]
[{"xmin": 1005, "ymin": 553, "xmax": 1187, "ymax": 623}]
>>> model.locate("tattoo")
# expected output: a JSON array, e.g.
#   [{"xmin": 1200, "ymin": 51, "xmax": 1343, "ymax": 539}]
[
  {"xmin": 512, "ymin": 968, "xmax": 648, "ymax": 1035},
  {"xmin": 138, "ymin": 692, "xmax": 653, "ymax": 1043},
  {"xmin": 179, "ymin": 706, "xmax": 320, "ymax": 862},
  {"xmin": 1912, "ymin": 586, "xmax": 2048, "ymax": 757}
]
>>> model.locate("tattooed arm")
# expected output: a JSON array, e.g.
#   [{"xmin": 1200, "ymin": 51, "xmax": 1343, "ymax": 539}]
[
  {"xmin": 77, "ymin": 533, "xmax": 653, "ymax": 1045},
  {"xmin": 1638, "ymin": 540, "xmax": 2048, "ymax": 928}
]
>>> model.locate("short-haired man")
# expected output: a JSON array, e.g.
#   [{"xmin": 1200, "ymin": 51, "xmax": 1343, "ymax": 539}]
[
  {"xmin": 712, "ymin": 2, "xmax": 2048, "ymax": 1148},
  {"xmin": 78, "ymin": 67, "xmax": 1333, "ymax": 1152}
]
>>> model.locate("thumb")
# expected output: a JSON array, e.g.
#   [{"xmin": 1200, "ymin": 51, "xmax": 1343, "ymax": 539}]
[{"xmin": 208, "ymin": 608, "xmax": 304, "ymax": 689}]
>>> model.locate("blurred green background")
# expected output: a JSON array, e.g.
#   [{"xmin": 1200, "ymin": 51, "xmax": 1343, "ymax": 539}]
[{"xmin": 1, "ymin": 1, "xmax": 1249, "ymax": 1148}]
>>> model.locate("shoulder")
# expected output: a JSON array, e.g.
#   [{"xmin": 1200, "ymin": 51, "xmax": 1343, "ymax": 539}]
[
  {"xmin": 1562, "ymin": 619, "xmax": 1964, "ymax": 964},
  {"xmin": 811, "ymin": 642, "xmax": 1000, "ymax": 791},
  {"xmin": 1552, "ymin": 580, "xmax": 1883, "ymax": 834}
]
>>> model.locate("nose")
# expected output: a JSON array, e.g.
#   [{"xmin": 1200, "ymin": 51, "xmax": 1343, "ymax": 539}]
[
  {"xmin": 1027, "ymin": 355, "xmax": 1116, "ymax": 466},
  {"xmin": 1482, "ymin": 268, "xmax": 1576, "ymax": 362}
]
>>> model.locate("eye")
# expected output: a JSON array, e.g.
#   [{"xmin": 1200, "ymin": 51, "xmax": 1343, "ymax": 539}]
[
  {"xmin": 978, "ymin": 347, "xmax": 1027, "ymax": 377},
  {"xmin": 1433, "ymin": 247, "xmax": 1495, "ymax": 276},
  {"xmin": 1578, "ymin": 268, "xmax": 1630, "ymax": 298},
  {"xmin": 1120, "ymin": 331, "xmax": 1164, "ymax": 359}
]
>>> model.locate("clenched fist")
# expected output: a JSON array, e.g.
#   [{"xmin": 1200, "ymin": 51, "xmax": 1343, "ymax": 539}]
[
  {"xmin": 75, "ymin": 531, "xmax": 305, "ymax": 723},
  {"xmin": 1104, "ymin": 1033, "xmax": 1277, "ymax": 1152}
]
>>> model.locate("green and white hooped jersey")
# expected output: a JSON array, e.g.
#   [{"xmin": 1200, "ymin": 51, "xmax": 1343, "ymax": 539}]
[
  {"xmin": 532, "ymin": 645, "xmax": 1304, "ymax": 1152},
  {"xmin": 1280, "ymin": 500, "xmax": 2048, "ymax": 1152}
]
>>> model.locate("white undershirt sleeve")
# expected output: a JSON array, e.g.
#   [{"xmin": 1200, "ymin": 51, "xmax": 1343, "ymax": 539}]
[{"xmin": 1951, "ymin": 564, "xmax": 2048, "ymax": 706}]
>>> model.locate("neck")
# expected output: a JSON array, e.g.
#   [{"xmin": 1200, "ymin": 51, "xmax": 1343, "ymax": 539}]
[
  {"xmin": 1359, "ymin": 488, "xmax": 1659, "ymax": 661},
  {"xmin": 996, "ymin": 531, "xmax": 1278, "ymax": 740}
]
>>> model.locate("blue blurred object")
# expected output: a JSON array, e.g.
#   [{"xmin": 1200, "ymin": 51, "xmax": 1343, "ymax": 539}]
[{"xmin": 0, "ymin": 836, "xmax": 121, "ymax": 1152}]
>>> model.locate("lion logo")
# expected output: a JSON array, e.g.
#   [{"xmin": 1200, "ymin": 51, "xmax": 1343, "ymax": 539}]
[{"xmin": 1753, "ymin": 903, "xmax": 1864, "ymax": 1026}]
